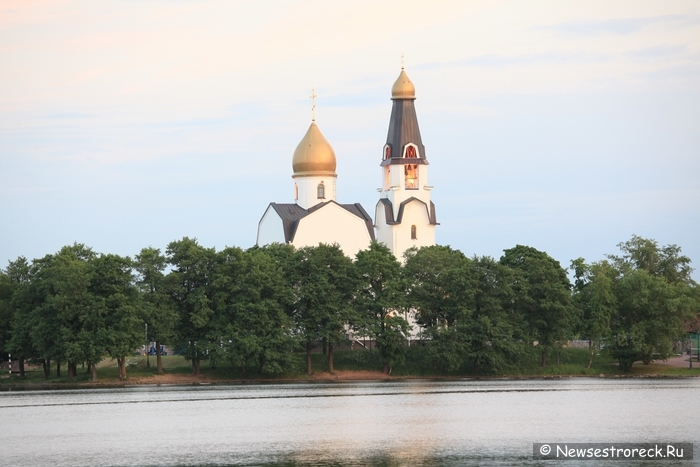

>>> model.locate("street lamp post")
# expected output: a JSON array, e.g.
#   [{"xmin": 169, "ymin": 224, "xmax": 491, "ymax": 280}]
[{"xmin": 145, "ymin": 323, "xmax": 149, "ymax": 369}]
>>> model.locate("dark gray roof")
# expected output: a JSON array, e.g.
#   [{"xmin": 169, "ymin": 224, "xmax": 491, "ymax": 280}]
[
  {"xmin": 382, "ymin": 99, "xmax": 427, "ymax": 166},
  {"xmin": 266, "ymin": 201, "xmax": 375, "ymax": 244},
  {"xmin": 376, "ymin": 197, "xmax": 438, "ymax": 226},
  {"xmin": 269, "ymin": 203, "xmax": 306, "ymax": 243}
]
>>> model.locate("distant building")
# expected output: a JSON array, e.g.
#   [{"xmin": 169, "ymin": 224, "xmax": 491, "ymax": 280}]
[{"xmin": 257, "ymin": 67, "xmax": 437, "ymax": 259}]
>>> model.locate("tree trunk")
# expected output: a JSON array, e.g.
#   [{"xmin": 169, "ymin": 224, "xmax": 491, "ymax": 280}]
[
  {"xmin": 541, "ymin": 348, "xmax": 547, "ymax": 367},
  {"xmin": 586, "ymin": 340, "xmax": 594, "ymax": 369},
  {"xmin": 322, "ymin": 337, "xmax": 327, "ymax": 355},
  {"xmin": 68, "ymin": 362, "xmax": 76, "ymax": 379},
  {"xmin": 92, "ymin": 362, "xmax": 98, "ymax": 382},
  {"xmin": 146, "ymin": 350, "xmax": 150, "ymax": 369},
  {"xmin": 116, "ymin": 357, "xmax": 126, "ymax": 380},
  {"xmin": 383, "ymin": 362, "xmax": 389, "ymax": 375},
  {"xmin": 19, "ymin": 356, "xmax": 25, "ymax": 377},
  {"xmin": 42, "ymin": 359, "xmax": 50, "ymax": 379},
  {"xmin": 258, "ymin": 356, "xmax": 265, "ymax": 375},
  {"xmin": 156, "ymin": 340, "xmax": 163, "ymax": 375},
  {"xmin": 192, "ymin": 357, "xmax": 200, "ymax": 376},
  {"xmin": 306, "ymin": 341, "xmax": 312, "ymax": 376},
  {"xmin": 56, "ymin": 361, "xmax": 61, "ymax": 377},
  {"xmin": 328, "ymin": 343, "xmax": 334, "ymax": 374},
  {"xmin": 86, "ymin": 363, "xmax": 91, "ymax": 374}
]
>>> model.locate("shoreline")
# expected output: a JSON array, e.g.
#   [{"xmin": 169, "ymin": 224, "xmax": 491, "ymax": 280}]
[
  {"xmin": 2, "ymin": 370, "xmax": 697, "ymax": 391},
  {"xmin": 3, "ymin": 355, "xmax": 698, "ymax": 391}
]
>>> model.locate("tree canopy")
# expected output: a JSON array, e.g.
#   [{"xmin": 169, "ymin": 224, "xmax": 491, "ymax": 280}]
[{"xmin": 1, "ymin": 235, "xmax": 697, "ymax": 377}]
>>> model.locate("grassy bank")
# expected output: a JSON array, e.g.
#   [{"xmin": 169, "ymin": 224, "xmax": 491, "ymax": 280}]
[{"xmin": 2, "ymin": 346, "xmax": 699, "ymax": 387}]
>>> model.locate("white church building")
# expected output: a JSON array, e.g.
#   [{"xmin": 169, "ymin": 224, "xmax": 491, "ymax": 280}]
[{"xmin": 257, "ymin": 67, "xmax": 437, "ymax": 259}]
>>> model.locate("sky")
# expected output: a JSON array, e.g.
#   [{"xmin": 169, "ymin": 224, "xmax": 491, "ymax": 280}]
[{"xmin": 1, "ymin": 0, "xmax": 699, "ymax": 278}]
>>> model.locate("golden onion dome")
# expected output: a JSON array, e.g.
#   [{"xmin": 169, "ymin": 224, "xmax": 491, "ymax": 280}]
[
  {"xmin": 391, "ymin": 69, "xmax": 416, "ymax": 100},
  {"xmin": 292, "ymin": 122, "xmax": 337, "ymax": 176}
]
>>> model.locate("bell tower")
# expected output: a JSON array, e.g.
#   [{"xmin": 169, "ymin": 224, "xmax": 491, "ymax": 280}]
[{"xmin": 374, "ymin": 67, "xmax": 437, "ymax": 259}]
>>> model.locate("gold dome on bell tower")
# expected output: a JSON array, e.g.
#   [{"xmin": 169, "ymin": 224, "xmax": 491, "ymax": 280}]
[{"xmin": 391, "ymin": 68, "xmax": 416, "ymax": 100}]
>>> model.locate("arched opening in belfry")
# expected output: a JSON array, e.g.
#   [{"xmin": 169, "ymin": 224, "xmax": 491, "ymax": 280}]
[
  {"xmin": 405, "ymin": 164, "xmax": 418, "ymax": 189},
  {"xmin": 317, "ymin": 182, "xmax": 325, "ymax": 199},
  {"xmin": 411, "ymin": 225, "xmax": 417, "ymax": 240}
]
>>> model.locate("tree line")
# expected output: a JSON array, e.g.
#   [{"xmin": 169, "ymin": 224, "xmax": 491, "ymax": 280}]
[{"xmin": 1, "ymin": 235, "xmax": 698, "ymax": 380}]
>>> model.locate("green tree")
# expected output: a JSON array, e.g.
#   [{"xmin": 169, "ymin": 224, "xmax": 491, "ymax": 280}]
[
  {"xmin": 609, "ymin": 235, "xmax": 694, "ymax": 285},
  {"xmin": 210, "ymin": 246, "xmax": 296, "ymax": 375},
  {"xmin": 404, "ymin": 246, "xmax": 473, "ymax": 371},
  {"xmin": 50, "ymin": 245, "xmax": 100, "ymax": 378},
  {"xmin": 293, "ymin": 244, "xmax": 359, "ymax": 374},
  {"xmin": 4, "ymin": 257, "xmax": 42, "ymax": 377},
  {"xmin": 355, "ymin": 242, "xmax": 409, "ymax": 374},
  {"xmin": 167, "ymin": 237, "xmax": 216, "ymax": 375},
  {"xmin": 134, "ymin": 247, "xmax": 177, "ymax": 375},
  {"xmin": 500, "ymin": 245, "xmax": 573, "ymax": 367},
  {"xmin": 605, "ymin": 236, "xmax": 697, "ymax": 371},
  {"xmin": 12, "ymin": 256, "xmax": 57, "ymax": 378},
  {"xmin": 464, "ymin": 256, "xmax": 520, "ymax": 374},
  {"xmin": 92, "ymin": 254, "xmax": 142, "ymax": 380},
  {"xmin": 570, "ymin": 258, "xmax": 616, "ymax": 368}
]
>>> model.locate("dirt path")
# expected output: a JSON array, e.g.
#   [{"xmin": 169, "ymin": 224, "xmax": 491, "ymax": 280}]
[
  {"xmin": 124, "ymin": 370, "xmax": 392, "ymax": 385},
  {"xmin": 654, "ymin": 355, "xmax": 698, "ymax": 368},
  {"xmin": 307, "ymin": 370, "xmax": 392, "ymax": 380}
]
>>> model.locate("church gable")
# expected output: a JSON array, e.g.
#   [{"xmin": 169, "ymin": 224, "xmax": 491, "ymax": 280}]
[
  {"xmin": 293, "ymin": 201, "xmax": 374, "ymax": 257},
  {"xmin": 396, "ymin": 197, "xmax": 438, "ymax": 226},
  {"xmin": 376, "ymin": 197, "xmax": 438, "ymax": 227},
  {"xmin": 256, "ymin": 204, "xmax": 287, "ymax": 245}
]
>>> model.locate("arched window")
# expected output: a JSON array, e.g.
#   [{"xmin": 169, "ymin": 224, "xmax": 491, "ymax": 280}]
[
  {"xmin": 294, "ymin": 183, "xmax": 298, "ymax": 201},
  {"xmin": 384, "ymin": 146, "xmax": 391, "ymax": 160},
  {"xmin": 317, "ymin": 182, "xmax": 325, "ymax": 199},
  {"xmin": 405, "ymin": 145, "xmax": 417, "ymax": 158},
  {"xmin": 411, "ymin": 225, "xmax": 417, "ymax": 240},
  {"xmin": 405, "ymin": 164, "xmax": 418, "ymax": 189}
]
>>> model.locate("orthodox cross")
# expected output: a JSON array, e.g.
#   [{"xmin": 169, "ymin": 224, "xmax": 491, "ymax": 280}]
[
  {"xmin": 310, "ymin": 87, "xmax": 317, "ymax": 122},
  {"xmin": 401, "ymin": 52, "xmax": 405, "ymax": 70}
]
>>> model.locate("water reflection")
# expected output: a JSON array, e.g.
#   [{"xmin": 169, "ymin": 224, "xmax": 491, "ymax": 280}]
[{"xmin": 2, "ymin": 379, "xmax": 698, "ymax": 466}]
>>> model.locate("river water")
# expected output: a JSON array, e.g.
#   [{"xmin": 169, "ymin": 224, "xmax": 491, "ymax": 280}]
[{"xmin": 2, "ymin": 378, "xmax": 698, "ymax": 466}]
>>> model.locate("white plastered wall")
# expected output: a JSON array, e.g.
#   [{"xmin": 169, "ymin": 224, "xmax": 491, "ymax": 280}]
[
  {"xmin": 292, "ymin": 202, "xmax": 372, "ymax": 258},
  {"xmin": 293, "ymin": 175, "xmax": 337, "ymax": 209},
  {"xmin": 256, "ymin": 205, "xmax": 286, "ymax": 246},
  {"xmin": 375, "ymin": 198, "xmax": 435, "ymax": 261}
]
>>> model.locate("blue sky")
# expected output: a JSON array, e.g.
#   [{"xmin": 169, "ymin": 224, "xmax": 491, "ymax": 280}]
[{"xmin": 1, "ymin": 0, "xmax": 699, "ymax": 278}]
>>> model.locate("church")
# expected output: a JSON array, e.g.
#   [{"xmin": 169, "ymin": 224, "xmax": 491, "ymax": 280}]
[{"xmin": 256, "ymin": 66, "xmax": 438, "ymax": 259}]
